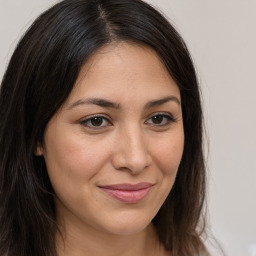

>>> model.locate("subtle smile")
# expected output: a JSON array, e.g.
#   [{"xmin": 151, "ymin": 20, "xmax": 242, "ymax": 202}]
[{"xmin": 98, "ymin": 183, "xmax": 154, "ymax": 203}]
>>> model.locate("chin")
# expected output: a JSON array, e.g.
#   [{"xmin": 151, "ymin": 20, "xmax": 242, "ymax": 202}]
[{"xmin": 100, "ymin": 212, "xmax": 154, "ymax": 236}]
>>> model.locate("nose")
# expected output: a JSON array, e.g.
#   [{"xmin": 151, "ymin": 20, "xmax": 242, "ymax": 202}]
[{"xmin": 111, "ymin": 127, "xmax": 152, "ymax": 174}]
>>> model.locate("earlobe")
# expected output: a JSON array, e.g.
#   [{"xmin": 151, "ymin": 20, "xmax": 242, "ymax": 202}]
[{"xmin": 35, "ymin": 142, "xmax": 44, "ymax": 156}]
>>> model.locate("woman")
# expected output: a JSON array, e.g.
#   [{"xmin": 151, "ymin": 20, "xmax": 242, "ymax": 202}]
[{"xmin": 0, "ymin": 0, "xmax": 208, "ymax": 255}]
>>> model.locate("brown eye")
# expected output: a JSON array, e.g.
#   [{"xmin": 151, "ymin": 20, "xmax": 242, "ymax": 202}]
[
  {"xmin": 146, "ymin": 114, "xmax": 175, "ymax": 126},
  {"xmin": 80, "ymin": 116, "xmax": 110, "ymax": 128},
  {"xmin": 90, "ymin": 117, "xmax": 104, "ymax": 126},
  {"xmin": 151, "ymin": 115, "xmax": 164, "ymax": 124}
]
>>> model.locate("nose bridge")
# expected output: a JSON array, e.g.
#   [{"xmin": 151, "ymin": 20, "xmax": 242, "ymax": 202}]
[
  {"xmin": 113, "ymin": 123, "xmax": 151, "ymax": 173},
  {"xmin": 125, "ymin": 124, "xmax": 146, "ymax": 156}
]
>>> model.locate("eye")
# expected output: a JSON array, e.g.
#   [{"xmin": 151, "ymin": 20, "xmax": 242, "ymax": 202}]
[
  {"xmin": 80, "ymin": 115, "xmax": 111, "ymax": 128},
  {"xmin": 145, "ymin": 113, "xmax": 176, "ymax": 126}
]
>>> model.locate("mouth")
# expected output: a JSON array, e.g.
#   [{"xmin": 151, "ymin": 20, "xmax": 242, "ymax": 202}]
[{"xmin": 98, "ymin": 182, "xmax": 154, "ymax": 203}]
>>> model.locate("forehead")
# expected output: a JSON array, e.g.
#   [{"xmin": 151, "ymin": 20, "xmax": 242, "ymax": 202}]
[{"xmin": 64, "ymin": 42, "xmax": 180, "ymax": 107}]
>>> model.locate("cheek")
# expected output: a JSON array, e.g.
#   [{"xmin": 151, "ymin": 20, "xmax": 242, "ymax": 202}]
[
  {"xmin": 43, "ymin": 134, "xmax": 114, "ymax": 217},
  {"xmin": 152, "ymin": 131, "xmax": 184, "ymax": 178},
  {"xmin": 147, "ymin": 130, "xmax": 184, "ymax": 213},
  {"xmin": 43, "ymin": 130, "xmax": 112, "ymax": 192}
]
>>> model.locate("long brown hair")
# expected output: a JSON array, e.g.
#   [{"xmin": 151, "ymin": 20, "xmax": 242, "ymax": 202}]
[{"xmin": 0, "ymin": 0, "xmax": 208, "ymax": 255}]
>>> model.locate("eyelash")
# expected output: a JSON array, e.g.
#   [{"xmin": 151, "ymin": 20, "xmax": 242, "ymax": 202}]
[
  {"xmin": 80, "ymin": 112, "xmax": 176, "ymax": 130},
  {"xmin": 80, "ymin": 114, "xmax": 111, "ymax": 129},
  {"xmin": 145, "ymin": 113, "xmax": 176, "ymax": 126}
]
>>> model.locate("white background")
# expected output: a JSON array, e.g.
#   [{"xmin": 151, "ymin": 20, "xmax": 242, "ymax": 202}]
[{"xmin": 0, "ymin": 1, "xmax": 255, "ymax": 256}]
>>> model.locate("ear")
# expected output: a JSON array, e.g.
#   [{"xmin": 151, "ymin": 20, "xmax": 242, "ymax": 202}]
[{"xmin": 35, "ymin": 141, "xmax": 44, "ymax": 156}]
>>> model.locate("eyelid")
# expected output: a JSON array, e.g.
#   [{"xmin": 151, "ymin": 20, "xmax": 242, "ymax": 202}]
[
  {"xmin": 79, "ymin": 112, "xmax": 176, "ymax": 130},
  {"xmin": 146, "ymin": 111, "xmax": 175, "ymax": 119},
  {"xmin": 79, "ymin": 114, "xmax": 112, "ymax": 128},
  {"xmin": 145, "ymin": 112, "xmax": 176, "ymax": 125}
]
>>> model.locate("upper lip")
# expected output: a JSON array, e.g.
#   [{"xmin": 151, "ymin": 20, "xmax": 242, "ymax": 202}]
[{"xmin": 99, "ymin": 182, "xmax": 154, "ymax": 191}]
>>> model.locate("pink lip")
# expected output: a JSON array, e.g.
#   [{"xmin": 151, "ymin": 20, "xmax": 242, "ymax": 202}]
[{"xmin": 99, "ymin": 182, "xmax": 153, "ymax": 203}]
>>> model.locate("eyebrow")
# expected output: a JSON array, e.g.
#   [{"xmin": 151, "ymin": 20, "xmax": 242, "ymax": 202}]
[
  {"xmin": 68, "ymin": 98, "xmax": 120, "ymax": 110},
  {"xmin": 144, "ymin": 96, "xmax": 180, "ymax": 109},
  {"xmin": 67, "ymin": 95, "xmax": 180, "ymax": 110}
]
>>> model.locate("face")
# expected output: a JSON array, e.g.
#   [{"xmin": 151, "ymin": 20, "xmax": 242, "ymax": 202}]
[{"xmin": 37, "ymin": 42, "xmax": 184, "ymax": 236}]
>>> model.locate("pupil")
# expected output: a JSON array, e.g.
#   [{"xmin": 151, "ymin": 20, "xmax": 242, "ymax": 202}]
[
  {"xmin": 152, "ymin": 115, "xmax": 163, "ymax": 124},
  {"xmin": 91, "ymin": 117, "xmax": 103, "ymax": 126}
]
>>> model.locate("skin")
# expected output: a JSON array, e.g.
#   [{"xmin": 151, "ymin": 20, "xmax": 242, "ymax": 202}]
[{"xmin": 37, "ymin": 42, "xmax": 184, "ymax": 256}]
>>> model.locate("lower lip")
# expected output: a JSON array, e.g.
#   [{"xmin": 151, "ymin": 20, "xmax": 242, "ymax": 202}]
[{"xmin": 100, "ymin": 187, "xmax": 152, "ymax": 203}]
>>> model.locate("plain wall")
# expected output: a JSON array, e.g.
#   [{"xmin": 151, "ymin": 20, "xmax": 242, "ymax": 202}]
[{"xmin": 0, "ymin": 1, "xmax": 256, "ymax": 255}]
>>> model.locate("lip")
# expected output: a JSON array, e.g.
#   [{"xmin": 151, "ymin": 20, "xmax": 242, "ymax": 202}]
[{"xmin": 99, "ymin": 182, "xmax": 154, "ymax": 203}]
